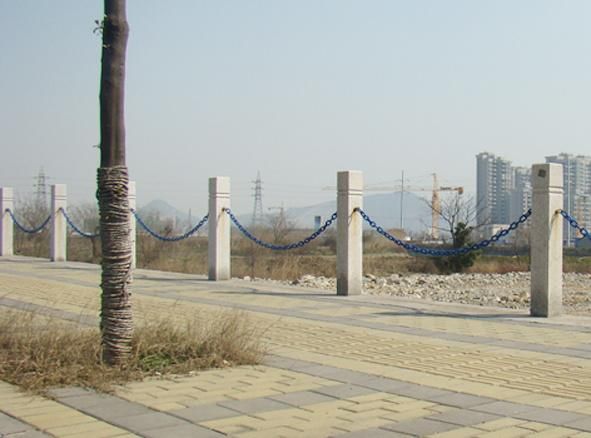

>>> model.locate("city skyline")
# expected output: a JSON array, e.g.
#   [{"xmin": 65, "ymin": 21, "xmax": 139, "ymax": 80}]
[
  {"xmin": 2, "ymin": 2, "xmax": 590, "ymax": 215},
  {"xmin": 477, "ymin": 151, "xmax": 590, "ymax": 246}
]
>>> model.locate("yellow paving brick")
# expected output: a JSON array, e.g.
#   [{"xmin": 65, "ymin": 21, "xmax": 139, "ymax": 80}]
[
  {"xmin": 554, "ymin": 400, "xmax": 591, "ymax": 412},
  {"xmin": 519, "ymin": 422, "xmax": 552, "ymax": 432},
  {"xmin": 47, "ymin": 421, "xmax": 131, "ymax": 437},
  {"xmin": 20, "ymin": 412, "xmax": 94, "ymax": 430},
  {"xmin": 476, "ymin": 426, "xmax": 531, "ymax": 437},
  {"xmin": 378, "ymin": 408, "xmax": 433, "ymax": 422},
  {"xmin": 475, "ymin": 418, "xmax": 527, "ymax": 431},
  {"xmin": 339, "ymin": 399, "xmax": 400, "ymax": 414},
  {"xmin": 427, "ymin": 427, "xmax": 482, "ymax": 438},
  {"xmin": 236, "ymin": 425, "xmax": 305, "ymax": 438},
  {"xmin": 227, "ymin": 388, "xmax": 283, "ymax": 399},
  {"xmin": 337, "ymin": 416, "xmax": 393, "ymax": 432},
  {"xmin": 531, "ymin": 427, "xmax": 587, "ymax": 438},
  {"xmin": 146, "ymin": 402, "xmax": 187, "ymax": 411}
]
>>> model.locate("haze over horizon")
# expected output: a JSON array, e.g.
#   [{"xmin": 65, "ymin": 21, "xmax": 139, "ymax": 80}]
[{"xmin": 2, "ymin": 1, "xmax": 589, "ymax": 216}]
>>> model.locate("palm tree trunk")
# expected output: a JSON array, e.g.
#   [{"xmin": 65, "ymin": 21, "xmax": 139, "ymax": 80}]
[{"xmin": 97, "ymin": 0, "xmax": 132, "ymax": 365}]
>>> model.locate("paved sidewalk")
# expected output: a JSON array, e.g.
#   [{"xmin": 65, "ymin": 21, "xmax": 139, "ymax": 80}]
[{"xmin": 2, "ymin": 256, "xmax": 591, "ymax": 437}]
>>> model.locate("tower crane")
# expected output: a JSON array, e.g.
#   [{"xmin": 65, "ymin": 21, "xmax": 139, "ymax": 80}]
[{"xmin": 324, "ymin": 174, "xmax": 463, "ymax": 239}]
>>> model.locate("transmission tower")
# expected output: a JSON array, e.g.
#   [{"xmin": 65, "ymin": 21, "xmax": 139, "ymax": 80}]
[
  {"xmin": 33, "ymin": 167, "xmax": 49, "ymax": 209},
  {"xmin": 251, "ymin": 171, "xmax": 264, "ymax": 226}
]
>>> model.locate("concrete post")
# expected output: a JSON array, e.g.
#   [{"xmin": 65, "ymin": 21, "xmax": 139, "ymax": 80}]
[
  {"xmin": 50, "ymin": 184, "xmax": 67, "ymax": 262},
  {"xmin": 530, "ymin": 163, "xmax": 563, "ymax": 317},
  {"xmin": 336, "ymin": 170, "xmax": 363, "ymax": 296},
  {"xmin": 128, "ymin": 181, "xmax": 137, "ymax": 269},
  {"xmin": 0, "ymin": 188, "xmax": 14, "ymax": 256},
  {"xmin": 208, "ymin": 177, "xmax": 231, "ymax": 280}
]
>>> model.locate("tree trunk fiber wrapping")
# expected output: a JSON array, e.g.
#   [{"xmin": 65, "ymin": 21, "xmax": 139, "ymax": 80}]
[{"xmin": 97, "ymin": 165, "xmax": 133, "ymax": 365}]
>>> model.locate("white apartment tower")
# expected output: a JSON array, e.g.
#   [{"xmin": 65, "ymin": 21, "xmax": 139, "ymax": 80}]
[
  {"xmin": 510, "ymin": 166, "xmax": 532, "ymax": 221},
  {"xmin": 476, "ymin": 152, "xmax": 514, "ymax": 226},
  {"xmin": 545, "ymin": 153, "xmax": 591, "ymax": 246}
]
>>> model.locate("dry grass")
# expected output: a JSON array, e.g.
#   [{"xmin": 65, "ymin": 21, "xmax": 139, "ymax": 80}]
[
  {"xmin": 0, "ymin": 308, "xmax": 265, "ymax": 393},
  {"xmin": 18, "ymin": 230, "xmax": 591, "ymax": 279}
]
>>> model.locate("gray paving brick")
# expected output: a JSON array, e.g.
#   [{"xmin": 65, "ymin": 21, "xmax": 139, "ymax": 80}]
[
  {"xmin": 111, "ymin": 412, "xmax": 188, "ymax": 432},
  {"xmin": 565, "ymin": 417, "xmax": 591, "ymax": 432},
  {"xmin": 312, "ymin": 383, "xmax": 375, "ymax": 399},
  {"xmin": 77, "ymin": 399, "xmax": 153, "ymax": 419},
  {"xmin": 429, "ymin": 392, "xmax": 496, "ymax": 408},
  {"xmin": 514, "ymin": 407, "xmax": 587, "ymax": 425},
  {"xmin": 56, "ymin": 393, "xmax": 136, "ymax": 411},
  {"xmin": 141, "ymin": 423, "xmax": 225, "ymax": 438},
  {"xmin": 381, "ymin": 418, "xmax": 459, "ymax": 435},
  {"xmin": 269, "ymin": 390, "xmax": 336, "ymax": 407},
  {"xmin": 359, "ymin": 377, "xmax": 413, "ymax": 394},
  {"xmin": 390, "ymin": 384, "xmax": 451, "ymax": 401},
  {"xmin": 311, "ymin": 367, "xmax": 373, "ymax": 384},
  {"xmin": 217, "ymin": 397, "xmax": 291, "ymax": 415},
  {"xmin": 338, "ymin": 427, "xmax": 413, "ymax": 437},
  {"xmin": 0, "ymin": 411, "xmax": 29, "ymax": 434},
  {"xmin": 172, "ymin": 404, "xmax": 241, "ymax": 422},
  {"xmin": 5, "ymin": 431, "xmax": 52, "ymax": 438},
  {"xmin": 473, "ymin": 400, "xmax": 536, "ymax": 416},
  {"xmin": 427, "ymin": 409, "xmax": 501, "ymax": 426}
]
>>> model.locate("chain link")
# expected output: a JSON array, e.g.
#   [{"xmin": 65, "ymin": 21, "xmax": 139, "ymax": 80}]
[
  {"xmin": 356, "ymin": 208, "xmax": 532, "ymax": 256},
  {"xmin": 224, "ymin": 208, "xmax": 337, "ymax": 250},
  {"xmin": 4, "ymin": 209, "xmax": 51, "ymax": 234},
  {"xmin": 560, "ymin": 210, "xmax": 591, "ymax": 240},
  {"xmin": 132, "ymin": 209, "xmax": 208, "ymax": 242},
  {"xmin": 59, "ymin": 208, "xmax": 99, "ymax": 238}
]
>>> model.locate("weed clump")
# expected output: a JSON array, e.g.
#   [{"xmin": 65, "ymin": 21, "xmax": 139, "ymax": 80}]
[{"xmin": 0, "ymin": 309, "xmax": 265, "ymax": 393}]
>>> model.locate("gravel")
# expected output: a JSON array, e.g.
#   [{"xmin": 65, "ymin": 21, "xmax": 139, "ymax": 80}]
[{"xmin": 242, "ymin": 272, "xmax": 591, "ymax": 315}]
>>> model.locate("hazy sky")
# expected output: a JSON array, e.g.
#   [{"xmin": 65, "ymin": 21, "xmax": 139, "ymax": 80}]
[{"xmin": 2, "ymin": 1, "xmax": 590, "ymax": 217}]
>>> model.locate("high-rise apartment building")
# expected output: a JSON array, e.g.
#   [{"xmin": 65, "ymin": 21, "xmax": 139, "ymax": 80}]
[
  {"xmin": 545, "ymin": 153, "xmax": 591, "ymax": 246},
  {"xmin": 510, "ymin": 166, "xmax": 532, "ymax": 221},
  {"xmin": 476, "ymin": 151, "xmax": 590, "ymax": 247},
  {"xmin": 476, "ymin": 152, "xmax": 514, "ymax": 225}
]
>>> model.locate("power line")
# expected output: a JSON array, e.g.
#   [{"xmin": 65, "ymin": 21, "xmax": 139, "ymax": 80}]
[
  {"xmin": 251, "ymin": 171, "xmax": 264, "ymax": 226},
  {"xmin": 33, "ymin": 167, "xmax": 49, "ymax": 208}
]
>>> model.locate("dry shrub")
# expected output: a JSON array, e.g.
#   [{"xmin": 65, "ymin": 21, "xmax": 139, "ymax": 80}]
[
  {"xmin": 467, "ymin": 256, "xmax": 529, "ymax": 274},
  {"xmin": 0, "ymin": 308, "xmax": 265, "ymax": 393}
]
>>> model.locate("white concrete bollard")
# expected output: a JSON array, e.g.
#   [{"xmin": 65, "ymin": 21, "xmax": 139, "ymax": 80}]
[
  {"xmin": 208, "ymin": 177, "xmax": 231, "ymax": 280},
  {"xmin": 336, "ymin": 170, "xmax": 363, "ymax": 296},
  {"xmin": 0, "ymin": 188, "xmax": 14, "ymax": 256},
  {"xmin": 128, "ymin": 181, "xmax": 137, "ymax": 269},
  {"xmin": 530, "ymin": 163, "xmax": 563, "ymax": 317},
  {"xmin": 50, "ymin": 184, "xmax": 67, "ymax": 262}
]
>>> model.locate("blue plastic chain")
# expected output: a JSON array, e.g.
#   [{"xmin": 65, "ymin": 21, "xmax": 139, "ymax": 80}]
[
  {"xmin": 131, "ymin": 209, "xmax": 208, "ymax": 242},
  {"xmin": 356, "ymin": 208, "xmax": 532, "ymax": 256},
  {"xmin": 224, "ymin": 208, "xmax": 337, "ymax": 250},
  {"xmin": 560, "ymin": 210, "xmax": 591, "ymax": 240},
  {"xmin": 59, "ymin": 208, "xmax": 99, "ymax": 238},
  {"xmin": 4, "ymin": 209, "xmax": 51, "ymax": 234}
]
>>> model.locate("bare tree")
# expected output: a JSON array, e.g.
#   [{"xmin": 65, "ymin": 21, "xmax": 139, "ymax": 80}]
[
  {"xmin": 428, "ymin": 193, "xmax": 485, "ymax": 245},
  {"xmin": 425, "ymin": 192, "xmax": 488, "ymax": 273},
  {"xmin": 97, "ymin": 0, "xmax": 132, "ymax": 365}
]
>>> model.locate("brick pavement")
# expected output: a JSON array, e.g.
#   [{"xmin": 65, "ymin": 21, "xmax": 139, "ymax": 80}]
[{"xmin": 1, "ymin": 257, "xmax": 591, "ymax": 437}]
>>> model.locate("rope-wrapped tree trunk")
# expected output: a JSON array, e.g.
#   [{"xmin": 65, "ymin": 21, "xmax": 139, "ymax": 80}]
[
  {"xmin": 98, "ymin": 0, "xmax": 133, "ymax": 365},
  {"xmin": 98, "ymin": 166, "xmax": 132, "ymax": 363}
]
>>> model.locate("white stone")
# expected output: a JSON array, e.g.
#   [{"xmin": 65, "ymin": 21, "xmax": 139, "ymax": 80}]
[
  {"xmin": 336, "ymin": 170, "xmax": 363, "ymax": 296},
  {"xmin": 50, "ymin": 184, "xmax": 67, "ymax": 262},
  {"xmin": 530, "ymin": 163, "xmax": 563, "ymax": 317},
  {"xmin": 208, "ymin": 177, "xmax": 231, "ymax": 280},
  {"xmin": 0, "ymin": 187, "xmax": 14, "ymax": 256}
]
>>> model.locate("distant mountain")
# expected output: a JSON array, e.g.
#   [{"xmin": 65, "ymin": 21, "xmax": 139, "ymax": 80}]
[
  {"xmin": 138, "ymin": 193, "xmax": 434, "ymax": 236},
  {"xmin": 286, "ymin": 192, "xmax": 432, "ymax": 235},
  {"xmin": 138, "ymin": 199, "xmax": 189, "ymax": 225}
]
